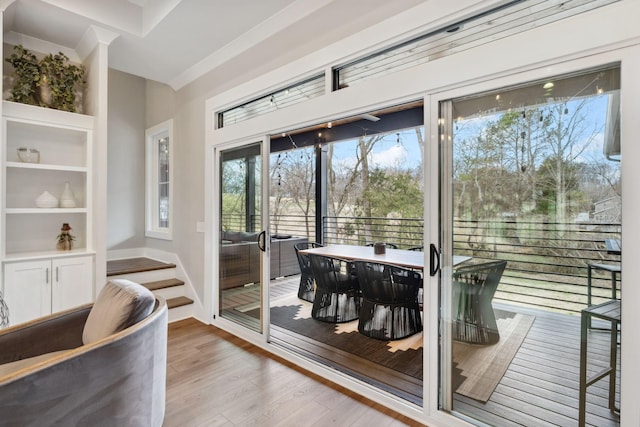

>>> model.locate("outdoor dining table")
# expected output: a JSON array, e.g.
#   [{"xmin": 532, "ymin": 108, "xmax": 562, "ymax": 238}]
[{"xmin": 299, "ymin": 244, "xmax": 470, "ymax": 271}]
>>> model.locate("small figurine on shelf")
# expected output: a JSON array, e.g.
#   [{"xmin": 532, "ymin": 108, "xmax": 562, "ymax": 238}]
[{"xmin": 56, "ymin": 223, "xmax": 75, "ymax": 251}]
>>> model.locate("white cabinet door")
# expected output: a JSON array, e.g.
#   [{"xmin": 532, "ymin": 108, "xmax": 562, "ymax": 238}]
[
  {"xmin": 3, "ymin": 260, "xmax": 52, "ymax": 326},
  {"xmin": 3, "ymin": 255, "xmax": 93, "ymax": 325},
  {"xmin": 52, "ymin": 256, "xmax": 93, "ymax": 313}
]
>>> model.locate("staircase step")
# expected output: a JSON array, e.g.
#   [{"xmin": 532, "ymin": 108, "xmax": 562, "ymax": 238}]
[
  {"xmin": 143, "ymin": 278, "xmax": 184, "ymax": 291},
  {"xmin": 107, "ymin": 257, "xmax": 176, "ymax": 276},
  {"xmin": 167, "ymin": 296, "xmax": 193, "ymax": 309}
]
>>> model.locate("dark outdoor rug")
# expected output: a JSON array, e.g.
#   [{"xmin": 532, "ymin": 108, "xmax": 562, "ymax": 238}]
[
  {"xmin": 262, "ymin": 299, "xmax": 423, "ymax": 378},
  {"xmin": 252, "ymin": 296, "xmax": 533, "ymax": 402}
]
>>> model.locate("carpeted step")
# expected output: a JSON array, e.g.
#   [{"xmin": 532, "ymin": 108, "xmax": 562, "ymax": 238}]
[
  {"xmin": 143, "ymin": 278, "xmax": 184, "ymax": 291},
  {"xmin": 167, "ymin": 296, "xmax": 193, "ymax": 309}
]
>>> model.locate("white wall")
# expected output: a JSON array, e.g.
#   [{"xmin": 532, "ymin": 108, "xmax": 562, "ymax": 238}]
[
  {"xmin": 107, "ymin": 69, "xmax": 146, "ymax": 250},
  {"xmin": 143, "ymin": 79, "xmax": 207, "ymax": 300}
]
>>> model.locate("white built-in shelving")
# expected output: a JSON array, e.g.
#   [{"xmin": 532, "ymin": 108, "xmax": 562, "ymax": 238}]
[{"xmin": 2, "ymin": 100, "xmax": 94, "ymax": 260}]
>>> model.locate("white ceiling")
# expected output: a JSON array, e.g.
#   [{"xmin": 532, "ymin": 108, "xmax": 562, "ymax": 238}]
[{"xmin": 3, "ymin": 0, "xmax": 427, "ymax": 90}]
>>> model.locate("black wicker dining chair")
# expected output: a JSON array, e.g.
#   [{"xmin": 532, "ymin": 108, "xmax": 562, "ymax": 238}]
[
  {"xmin": 293, "ymin": 242, "xmax": 323, "ymax": 302},
  {"xmin": 451, "ymin": 260, "xmax": 507, "ymax": 345},
  {"xmin": 308, "ymin": 254, "xmax": 361, "ymax": 323},
  {"xmin": 352, "ymin": 260, "xmax": 423, "ymax": 340}
]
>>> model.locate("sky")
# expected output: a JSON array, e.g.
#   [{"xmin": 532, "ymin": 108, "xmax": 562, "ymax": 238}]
[
  {"xmin": 453, "ymin": 92, "xmax": 616, "ymax": 166},
  {"xmin": 331, "ymin": 128, "xmax": 423, "ymax": 170}
]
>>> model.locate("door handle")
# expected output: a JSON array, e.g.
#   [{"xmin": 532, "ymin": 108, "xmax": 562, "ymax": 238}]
[
  {"xmin": 257, "ymin": 230, "xmax": 266, "ymax": 252},
  {"xmin": 430, "ymin": 244, "xmax": 440, "ymax": 276}
]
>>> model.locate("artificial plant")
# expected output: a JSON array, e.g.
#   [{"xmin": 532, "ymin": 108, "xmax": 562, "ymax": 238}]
[{"xmin": 5, "ymin": 45, "xmax": 85, "ymax": 112}]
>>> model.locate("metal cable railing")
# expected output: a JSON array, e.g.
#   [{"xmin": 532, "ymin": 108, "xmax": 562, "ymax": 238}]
[{"xmin": 223, "ymin": 213, "xmax": 621, "ymax": 314}]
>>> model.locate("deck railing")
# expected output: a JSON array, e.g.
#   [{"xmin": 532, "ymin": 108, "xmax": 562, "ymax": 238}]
[{"xmin": 226, "ymin": 213, "xmax": 622, "ymax": 315}]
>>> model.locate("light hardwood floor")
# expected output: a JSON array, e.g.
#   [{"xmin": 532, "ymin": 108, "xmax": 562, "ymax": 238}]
[{"xmin": 164, "ymin": 318, "xmax": 425, "ymax": 427}]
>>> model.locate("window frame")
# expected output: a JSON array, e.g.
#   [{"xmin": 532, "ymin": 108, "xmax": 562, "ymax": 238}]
[{"xmin": 145, "ymin": 119, "xmax": 174, "ymax": 240}]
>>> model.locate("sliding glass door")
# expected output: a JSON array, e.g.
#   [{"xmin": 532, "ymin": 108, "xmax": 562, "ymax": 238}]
[
  {"xmin": 218, "ymin": 142, "xmax": 266, "ymax": 332},
  {"xmin": 439, "ymin": 66, "xmax": 621, "ymax": 425},
  {"xmin": 267, "ymin": 101, "xmax": 427, "ymax": 405}
]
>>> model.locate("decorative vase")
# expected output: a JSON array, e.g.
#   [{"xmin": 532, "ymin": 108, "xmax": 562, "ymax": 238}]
[
  {"xmin": 59, "ymin": 182, "xmax": 76, "ymax": 208},
  {"xmin": 35, "ymin": 190, "xmax": 58, "ymax": 208},
  {"xmin": 35, "ymin": 79, "xmax": 53, "ymax": 108}
]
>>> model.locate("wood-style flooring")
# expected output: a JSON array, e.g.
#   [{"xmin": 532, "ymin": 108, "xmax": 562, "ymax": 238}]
[{"xmin": 164, "ymin": 318, "xmax": 424, "ymax": 426}]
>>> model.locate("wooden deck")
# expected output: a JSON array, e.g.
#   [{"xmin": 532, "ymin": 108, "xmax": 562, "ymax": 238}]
[
  {"xmin": 220, "ymin": 275, "xmax": 620, "ymax": 426},
  {"xmin": 455, "ymin": 302, "xmax": 620, "ymax": 427}
]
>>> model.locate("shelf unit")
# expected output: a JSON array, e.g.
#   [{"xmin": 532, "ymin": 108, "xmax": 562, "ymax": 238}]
[
  {"xmin": 0, "ymin": 30, "xmax": 111, "ymax": 325},
  {"xmin": 1, "ymin": 100, "xmax": 94, "ymax": 260}
]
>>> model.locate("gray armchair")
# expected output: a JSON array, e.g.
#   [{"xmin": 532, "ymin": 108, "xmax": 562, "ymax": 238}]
[{"xmin": 0, "ymin": 279, "xmax": 167, "ymax": 426}]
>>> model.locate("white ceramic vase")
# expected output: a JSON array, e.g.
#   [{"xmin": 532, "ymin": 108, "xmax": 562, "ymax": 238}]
[
  {"xmin": 60, "ymin": 182, "xmax": 76, "ymax": 208},
  {"xmin": 35, "ymin": 191, "xmax": 58, "ymax": 208}
]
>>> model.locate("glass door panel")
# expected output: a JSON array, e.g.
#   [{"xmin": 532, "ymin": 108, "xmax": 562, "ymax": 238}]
[
  {"xmin": 267, "ymin": 102, "xmax": 426, "ymax": 405},
  {"xmin": 440, "ymin": 66, "xmax": 621, "ymax": 425},
  {"xmin": 219, "ymin": 143, "xmax": 264, "ymax": 332}
]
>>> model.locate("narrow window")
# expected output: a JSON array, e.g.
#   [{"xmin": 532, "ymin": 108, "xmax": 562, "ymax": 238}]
[{"xmin": 146, "ymin": 119, "xmax": 173, "ymax": 240}]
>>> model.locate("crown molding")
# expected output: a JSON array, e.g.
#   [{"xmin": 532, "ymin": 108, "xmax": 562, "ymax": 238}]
[{"xmin": 76, "ymin": 25, "xmax": 119, "ymax": 61}]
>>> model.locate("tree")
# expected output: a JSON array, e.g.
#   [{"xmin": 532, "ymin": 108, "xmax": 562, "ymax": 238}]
[
  {"xmin": 358, "ymin": 168, "xmax": 423, "ymax": 218},
  {"xmin": 538, "ymin": 100, "xmax": 598, "ymax": 222},
  {"xmin": 221, "ymin": 158, "xmax": 249, "ymax": 230},
  {"xmin": 453, "ymin": 98, "xmax": 606, "ymax": 223},
  {"xmin": 270, "ymin": 147, "xmax": 316, "ymax": 237}
]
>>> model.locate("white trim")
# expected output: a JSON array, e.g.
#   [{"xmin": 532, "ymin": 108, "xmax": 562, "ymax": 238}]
[
  {"xmin": 76, "ymin": 25, "xmax": 119, "ymax": 61},
  {"xmin": 208, "ymin": 138, "xmax": 265, "ymax": 332},
  {"xmin": 261, "ymin": 135, "xmax": 271, "ymax": 338}
]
